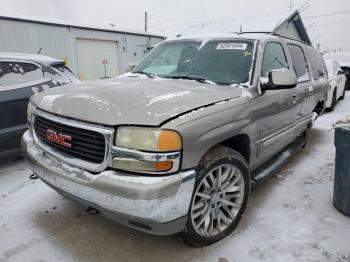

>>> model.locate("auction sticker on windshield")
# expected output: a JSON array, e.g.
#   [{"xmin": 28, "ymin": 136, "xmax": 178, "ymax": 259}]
[{"xmin": 216, "ymin": 43, "xmax": 247, "ymax": 50}]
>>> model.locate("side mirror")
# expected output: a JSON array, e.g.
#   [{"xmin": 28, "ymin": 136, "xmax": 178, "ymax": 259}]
[
  {"xmin": 338, "ymin": 70, "xmax": 345, "ymax": 75},
  {"xmin": 260, "ymin": 69, "xmax": 297, "ymax": 91}
]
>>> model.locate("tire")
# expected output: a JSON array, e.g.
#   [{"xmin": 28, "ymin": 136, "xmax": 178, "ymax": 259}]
[
  {"xmin": 339, "ymin": 87, "xmax": 346, "ymax": 100},
  {"xmin": 328, "ymin": 88, "xmax": 337, "ymax": 112},
  {"xmin": 180, "ymin": 145, "xmax": 250, "ymax": 247}
]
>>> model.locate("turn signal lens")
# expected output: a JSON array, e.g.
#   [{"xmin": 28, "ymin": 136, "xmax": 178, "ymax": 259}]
[
  {"xmin": 112, "ymin": 159, "xmax": 174, "ymax": 173},
  {"xmin": 154, "ymin": 161, "xmax": 173, "ymax": 171},
  {"xmin": 27, "ymin": 102, "xmax": 33, "ymax": 119},
  {"xmin": 157, "ymin": 130, "xmax": 182, "ymax": 151}
]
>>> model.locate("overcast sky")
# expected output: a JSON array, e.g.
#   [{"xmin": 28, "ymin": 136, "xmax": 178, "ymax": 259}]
[{"xmin": 1, "ymin": 0, "xmax": 349, "ymax": 52}]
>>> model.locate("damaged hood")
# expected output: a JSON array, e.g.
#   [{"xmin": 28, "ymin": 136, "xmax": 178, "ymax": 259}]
[{"xmin": 31, "ymin": 77, "xmax": 245, "ymax": 126}]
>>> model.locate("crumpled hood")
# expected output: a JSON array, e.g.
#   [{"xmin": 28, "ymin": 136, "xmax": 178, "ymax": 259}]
[{"xmin": 31, "ymin": 76, "xmax": 244, "ymax": 126}]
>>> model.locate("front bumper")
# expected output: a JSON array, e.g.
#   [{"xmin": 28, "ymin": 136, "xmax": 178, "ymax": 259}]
[{"xmin": 21, "ymin": 131, "xmax": 196, "ymax": 235}]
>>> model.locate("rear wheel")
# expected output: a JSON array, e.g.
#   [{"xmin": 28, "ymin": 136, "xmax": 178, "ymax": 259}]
[
  {"xmin": 328, "ymin": 88, "xmax": 337, "ymax": 112},
  {"xmin": 181, "ymin": 145, "xmax": 250, "ymax": 246}
]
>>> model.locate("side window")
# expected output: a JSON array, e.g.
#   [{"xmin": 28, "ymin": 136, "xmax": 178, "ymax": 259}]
[
  {"xmin": 0, "ymin": 62, "xmax": 43, "ymax": 87},
  {"xmin": 306, "ymin": 48, "xmax": 327, "ymax": 80},
  {"xmin": 261, "ymin": 42, "xmax": 289, "ymax": 77},
  {"xmin": 287, "ymin": 44, "xmax": 310, "ymax": 82}
]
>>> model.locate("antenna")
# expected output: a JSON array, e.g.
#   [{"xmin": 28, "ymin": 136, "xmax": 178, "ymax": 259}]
[
  {"xmin": 298, "ymin": 2, "xmax": 311, "ymax": 13},
  {"xmin": 144, "ymin": 11, "xmax": 148, "ymax": 32}
]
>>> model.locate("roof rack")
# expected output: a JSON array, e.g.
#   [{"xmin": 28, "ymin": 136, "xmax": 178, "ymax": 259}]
[
  {"xmin": 237, "ymin": 31, "xmax": 312, "ymax": 46},
  {"xmin": 236, "ymin": 31, "xmax": 280, "ymax": 36}
]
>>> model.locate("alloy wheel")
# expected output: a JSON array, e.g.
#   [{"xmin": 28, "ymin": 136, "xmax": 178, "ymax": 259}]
[{"xmin": 191, "ymin": 164, "xmax": 245, "ymax": 237}]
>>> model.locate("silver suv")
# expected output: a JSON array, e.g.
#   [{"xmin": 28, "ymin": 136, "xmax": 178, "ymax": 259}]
[{"xmin": 22, "ymin": 32, "xmax": 328, "ymax": 246}]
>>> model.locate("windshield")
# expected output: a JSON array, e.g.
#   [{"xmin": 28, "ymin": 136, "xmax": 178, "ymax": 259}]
[{"xmin": 132, "ymin": 39, "xmax": 256, "ymax": 85}]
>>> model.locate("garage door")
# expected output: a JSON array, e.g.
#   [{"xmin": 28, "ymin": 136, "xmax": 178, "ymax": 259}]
[{"xmin": 76, "ymin": 39, "xmax": 119, "ymax": 80}]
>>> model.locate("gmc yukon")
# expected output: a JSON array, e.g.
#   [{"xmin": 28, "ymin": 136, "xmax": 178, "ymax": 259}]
[{"xmin": 22, "ymin": 32, "xmax": 328, "ymax": 246}]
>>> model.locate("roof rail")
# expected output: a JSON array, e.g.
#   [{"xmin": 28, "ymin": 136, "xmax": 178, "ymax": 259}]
[{"xmin": 236, "ymin": 31, "xmax": 280, "ymax": 36}]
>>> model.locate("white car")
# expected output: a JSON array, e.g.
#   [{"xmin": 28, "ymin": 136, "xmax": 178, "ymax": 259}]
[{"xmin": 324, "ymin": 59, "xmax": 346, "ymax": 111}]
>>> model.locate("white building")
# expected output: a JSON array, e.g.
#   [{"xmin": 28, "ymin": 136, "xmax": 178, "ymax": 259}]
[{"xmin": 0, "ymin": 15, "xmax": 164, "ymax": 80}]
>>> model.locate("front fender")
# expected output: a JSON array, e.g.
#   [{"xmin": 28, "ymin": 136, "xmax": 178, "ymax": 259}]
[{"xmin": 162, "ymin": 98, "xmax": 258, "ymax": 170}]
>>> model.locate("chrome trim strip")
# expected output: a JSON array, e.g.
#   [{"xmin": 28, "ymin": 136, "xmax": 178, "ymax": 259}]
[
  {"xmin": 31, "ymin": 109, "xmax": 114, "ymax": 173},
  {"xmin": 259, "ymin": 123, "xmax": 296, "ymax": 147},
  {"xmin": 111, "ymin": 146, "xmax": 180, "ymax": 161},
  {"xmin": 296, "ymin": 114, "xmax": 313, "ymax": 127}
]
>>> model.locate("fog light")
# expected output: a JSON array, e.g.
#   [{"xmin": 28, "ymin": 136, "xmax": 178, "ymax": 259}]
[{"xmin": 112, "ymin": 158, "xmax": 173, "ymax": 173}]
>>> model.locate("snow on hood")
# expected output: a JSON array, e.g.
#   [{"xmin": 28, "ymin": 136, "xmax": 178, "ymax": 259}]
[{"xmin": 30, "ymin": 76, "xmax": 245, "ymax": 126}]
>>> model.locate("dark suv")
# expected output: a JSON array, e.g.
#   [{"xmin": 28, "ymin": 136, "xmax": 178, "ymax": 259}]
[{"xmin": 0, "ymin": 53, "xmax": 78, "ymax": 152}]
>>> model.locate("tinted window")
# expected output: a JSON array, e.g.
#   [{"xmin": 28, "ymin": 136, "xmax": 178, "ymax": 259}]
[
  {"xmin": 287, "ymin": 44, "xmax": 310, "ymax": 82},
  {"xmin": 133, "ymin": 39, "xmax": 256, "ymax": 85},
  {"xmin": 261, "ymin": 42, "xmax": 288, "ymax": 77},
  {"xmin": 0, "ymin": 62, "xmax": 43, "ymax": 87},
  {"xmin": 306, "ymin": 48, "xmax": 327, "ymax": 79},
  {"xmin": 44, "ymin": 64, "xmax": 76, "ymax": 80}
]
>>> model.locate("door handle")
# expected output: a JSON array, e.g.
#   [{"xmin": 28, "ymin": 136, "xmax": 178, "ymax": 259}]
[
  {"xmin": 308, "ymin": 86, "xmax": 314, "ymax": 96},
  {"xmin": 291, "ymin": 94, "xmax": 297, "ymax": 104},
  {"xmin": 291, "ymin": 94, "xmax": 297, "ymax": 99}
]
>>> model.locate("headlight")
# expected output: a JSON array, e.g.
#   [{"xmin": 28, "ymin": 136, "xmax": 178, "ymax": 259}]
[
  {"xmin": 113, "ymin": 127, "xmax": 182, "ymax": 174},
  {"xmin": 115, "ymin": 127, "xmax": 182, "ymax": 152}
]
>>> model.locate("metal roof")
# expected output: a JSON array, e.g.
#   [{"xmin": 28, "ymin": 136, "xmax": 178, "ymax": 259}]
[{"xmin": 0, "ymin": 14, "xmax": 165, "ymax": 39}]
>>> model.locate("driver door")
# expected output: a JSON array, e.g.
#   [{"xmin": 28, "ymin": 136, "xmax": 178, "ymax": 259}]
[{"xmin": 256, "ymin": 41, "xmax": 298, "ymax": 164}]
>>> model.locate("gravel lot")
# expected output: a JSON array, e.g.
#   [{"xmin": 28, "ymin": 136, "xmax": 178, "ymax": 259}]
[{"xmin": 1, "ymin": 92, "xmax": 350, "ymax": 262}]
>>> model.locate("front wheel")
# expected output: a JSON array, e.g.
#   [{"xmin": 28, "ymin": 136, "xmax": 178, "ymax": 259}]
[{"xmin": 181, "ymin": 145, "xmax": 250, "ymax": 246}]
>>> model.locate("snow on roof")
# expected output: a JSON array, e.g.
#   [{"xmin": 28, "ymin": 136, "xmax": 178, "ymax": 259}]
[
  {"xmin": 170, "ymin": 11, "xmax": 296, "ymax": 37},
  {"xmin": 166, "ymin": 32, "xmax": 269, "ymax": 41},
  {"xmin": 323, "ymin": 52, "xmax": 350, "ymax": 67},
  {"xmin": 0, "ymin": 52, "xmax": 64, "ymax": 65},
  {"xmin": 0, "ymin": 12, "xmax": 165, "ymax": 39}
]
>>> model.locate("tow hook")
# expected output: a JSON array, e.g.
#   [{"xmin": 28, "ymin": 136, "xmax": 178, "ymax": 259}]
[
  {"xmin": 29, "ymin": 174, "xmax": 38, "ymax": 180},
  {"xmin": 86, "ymin": 206, "xmax": 100, "ymax": 215}
]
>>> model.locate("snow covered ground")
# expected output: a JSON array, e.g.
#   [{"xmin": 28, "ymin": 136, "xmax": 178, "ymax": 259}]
[{"xmin": 1, "ymin": 92, "xmax": 350, "ymax": 262}]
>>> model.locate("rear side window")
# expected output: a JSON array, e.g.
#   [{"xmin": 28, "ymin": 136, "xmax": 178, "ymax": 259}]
[
  {"xmin": 0, "ymin": 62, "xmax": 43, "ymax": 87},
  {"xmin": 261, "ymin": 42, "xmax": 289, "ymax": 77},
  {"xmin": 287, "ymin": 44, "xmax": 310, "ymax": 82},
  {"xmin": 306, "ymin": 48, "xmax": 327, "ymax": 80}
]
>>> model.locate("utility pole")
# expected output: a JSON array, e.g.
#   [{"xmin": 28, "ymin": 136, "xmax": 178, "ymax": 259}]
[
  {"xmin": 144, "ymin": 12, "xmax": 148, "ymax": 32},
  {"xmin": 289, "ymin": 2, "xmax": 294, "ymax": 11}
]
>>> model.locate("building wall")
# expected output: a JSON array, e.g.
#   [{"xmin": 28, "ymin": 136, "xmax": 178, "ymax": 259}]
[{"xmin": 0, "ymin": 18, "xmax": 163, "ymax": 77}]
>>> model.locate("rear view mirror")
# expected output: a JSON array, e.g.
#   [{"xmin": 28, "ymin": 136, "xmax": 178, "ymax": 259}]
[{"xmin": 260, "ymin": 69, "xmax": 297, "ymax": 91}]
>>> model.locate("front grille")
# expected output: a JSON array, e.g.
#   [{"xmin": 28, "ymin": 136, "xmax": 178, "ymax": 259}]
[{"xmin": 34, "ymin": 115, "xmax": 106, "ymax": 164}]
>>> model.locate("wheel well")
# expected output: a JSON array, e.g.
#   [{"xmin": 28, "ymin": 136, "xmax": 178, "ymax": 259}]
[
  {"xmin": 219, "ymin": 134, "xmax": 250, "ymax": 164},
  {"xmin": 314, "ymin": 100, "xmax": 325, "ymax": 115}
]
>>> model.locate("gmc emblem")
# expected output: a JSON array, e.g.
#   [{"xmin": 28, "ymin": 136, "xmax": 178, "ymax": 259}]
[{"xmin": 46, "ymin": 129, "xmax": 72, "ymax": 148}]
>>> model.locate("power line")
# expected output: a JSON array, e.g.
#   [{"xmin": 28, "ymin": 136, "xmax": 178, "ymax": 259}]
[
  {"xmin": 304, "ymin": 10, "xmax": 350, "ymax": 19},
  {"xmin": 313, "ymin": 19, "xmax": 350, "ymax": 27},
  {"xmin": 148, "ymin": 13, "xmax": 213, "ymax": 24}
]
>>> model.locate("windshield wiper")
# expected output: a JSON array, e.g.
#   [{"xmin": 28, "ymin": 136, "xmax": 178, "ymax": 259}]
[
  {"xmin": 132, "ymin": 71, "xmax": 156, "ymax": 78},
  {"xmin": 164, "ymin": 75, "xmax": 209, "ymax": 83}
]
